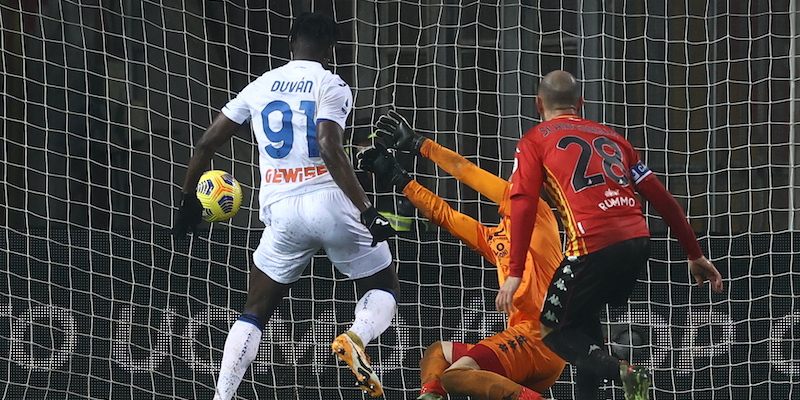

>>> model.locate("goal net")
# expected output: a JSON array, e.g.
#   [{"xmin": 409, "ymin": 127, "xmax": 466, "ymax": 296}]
[{"xmin": 1, "ymin": 1, "xmax": 798, "ymax": 399}]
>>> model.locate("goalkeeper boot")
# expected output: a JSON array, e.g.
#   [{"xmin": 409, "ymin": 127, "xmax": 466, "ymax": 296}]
[
  {"xmin": 332, "ymin": 331, "xmax": 383, "ymax": 397},
  {"xmin": 619, "ymin": 361, "xmax": 652, "ymax": 400},
  {"xmin": 416, "ymin": 393, "xmax": 445, "ymax": 400}
]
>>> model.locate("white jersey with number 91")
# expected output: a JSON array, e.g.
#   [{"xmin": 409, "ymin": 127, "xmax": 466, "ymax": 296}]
[{"xmin": 220, "ymin": 60, "xmax": 353, "ymax": 223}]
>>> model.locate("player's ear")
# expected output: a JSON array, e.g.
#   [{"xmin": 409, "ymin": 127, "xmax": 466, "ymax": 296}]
[
  {"xmin": 535, "ymin": 96, "xmax": 544, "ymax": 117},
  {"xmin": 576, "ymin": 97, "xmax": 585, "ymax": 112}
]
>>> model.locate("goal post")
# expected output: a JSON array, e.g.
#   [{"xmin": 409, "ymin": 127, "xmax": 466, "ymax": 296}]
[{"xmin": 1, "ymin": 1, "xmax": 798, "ymax": 399}]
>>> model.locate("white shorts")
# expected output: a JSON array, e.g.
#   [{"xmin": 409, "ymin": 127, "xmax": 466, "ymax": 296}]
[{"xmin": 252, "ymin": 188, "xmax": 393, "ymax": 284}]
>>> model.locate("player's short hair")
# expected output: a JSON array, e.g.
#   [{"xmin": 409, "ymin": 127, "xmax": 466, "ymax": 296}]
[
  {"xmin": 289, "ymin": 12, "xmax": 339, "ymax": 50},
  {"xmin": 538, "ymin": 70, "xmax": 581, "ymax": 110}
]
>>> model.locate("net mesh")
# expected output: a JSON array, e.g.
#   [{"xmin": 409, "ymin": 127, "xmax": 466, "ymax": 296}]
[{"xmin": 1, "ymin": 1, "xmax": 798, "ymax": 399}]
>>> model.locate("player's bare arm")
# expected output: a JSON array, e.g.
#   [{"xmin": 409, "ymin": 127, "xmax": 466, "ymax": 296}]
[
  {"xmin": 181, "ymin": 113, "xmax": 241, "ymax": 194},
  {"xmin": 173, "ymin": 113, "xmax": 241, "ymax": 237},
  {"xmin": 320, "ymin": 120, "xmax": 395, "ymax": 246},
  {"xmin": 317, "ymin": 120, "xmax": 371, "ymax": 212}
]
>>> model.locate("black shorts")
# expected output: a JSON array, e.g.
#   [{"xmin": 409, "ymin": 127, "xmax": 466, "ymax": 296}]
[{"xmin": 539, "ymin": 237, "xmax": 650, "ymax": 335}]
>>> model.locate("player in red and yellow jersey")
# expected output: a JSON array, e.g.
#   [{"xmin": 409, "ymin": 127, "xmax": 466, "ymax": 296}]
[
  {"xmin": 496, "ymin": 70, "xmax": 724, "ymax": 400},
  {"xmin": 358, "ymin": 110, "xmax": 566, "ymax": 400}
]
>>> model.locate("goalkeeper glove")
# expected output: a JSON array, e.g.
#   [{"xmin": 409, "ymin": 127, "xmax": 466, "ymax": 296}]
[
  {"xmin": 356, "ymin": 143, "xmax": 413, "ymax": 189},
  {"xmin": 374, "ymin": 110, "xmax": 428, "ymax": 154},
  {"xmin": 360, "ymin": 206, "xmax": 396, "ymax": 246},
  {"xmin": 173, "ymin": 191, "xmax": 203, "ymax": 237}
]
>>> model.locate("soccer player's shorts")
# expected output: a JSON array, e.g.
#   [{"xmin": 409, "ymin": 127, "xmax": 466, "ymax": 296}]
[
  {"xmin": 252, "ymin": 188, "xmax": 392, "ymax": 284},
  {"xmin": 456, "ymin": 320, "xmax": 566, "ymax": 393},
  {"xmin": 539, "ymin": 237, "xmax": 650, "ymax": 337}
]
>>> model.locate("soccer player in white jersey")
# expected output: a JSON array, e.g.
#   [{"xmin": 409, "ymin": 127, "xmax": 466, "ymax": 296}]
[{"xmin": 173, "ymin": 12, "xmax": 399, "ymax": 399}]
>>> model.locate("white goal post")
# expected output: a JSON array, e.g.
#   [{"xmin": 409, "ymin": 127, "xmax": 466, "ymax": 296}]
[{"xmin": 1, "ymin": 1, "xmax": 798, "ymax": 399}]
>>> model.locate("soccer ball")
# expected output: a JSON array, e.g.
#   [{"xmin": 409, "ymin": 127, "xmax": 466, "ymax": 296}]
[
  {"xmin": 196, "ymin": 170, "xmax": 242, "ymax": 222},
  {"xmin": 610, "ymin": 327, "xmax": 647, "ymax": 362}
]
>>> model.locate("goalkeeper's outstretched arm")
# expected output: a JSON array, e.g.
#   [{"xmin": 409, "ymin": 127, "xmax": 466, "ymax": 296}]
[
  {"xmin": 356, "ymin": 145, "xmax": 494, "ymax": 261},
  {"xmin": 374, "ymin": 110, "xmax": 509, "ymax": 208},
  {"xmin": 402, "ymin": 181, "xmax": 494, "ymax": 261},
  {"xmin": 419, "ymin": 140, "xmax": 510, "ymax": 210}
]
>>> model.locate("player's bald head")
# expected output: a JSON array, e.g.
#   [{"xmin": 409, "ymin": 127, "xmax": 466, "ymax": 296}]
[{"xmin": 537, "ymin": 70, "xmax": 581, "ymax": 111}]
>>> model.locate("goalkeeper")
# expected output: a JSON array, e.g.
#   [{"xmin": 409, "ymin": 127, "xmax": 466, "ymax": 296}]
[{"xmin": 358, "ymin": 110, "xmax": 566, "ymax": 400}]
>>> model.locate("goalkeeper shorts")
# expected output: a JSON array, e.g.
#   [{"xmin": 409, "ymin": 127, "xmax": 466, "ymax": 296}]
[
  {"xmin": 457, "ymin": 319, "xmax": 566, "ymax": 393},
  {"xmin": 252, "ymin": 188, "xmax": 392, "ymax": 284}
]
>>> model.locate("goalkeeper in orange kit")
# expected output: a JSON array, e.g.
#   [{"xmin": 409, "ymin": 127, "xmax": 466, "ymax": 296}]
[{"xmin": 357, "ymin": 110, "xmax": 566, "ymax": 400}]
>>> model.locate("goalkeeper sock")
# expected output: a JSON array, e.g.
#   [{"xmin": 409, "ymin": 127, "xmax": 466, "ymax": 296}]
[
  {"xmin": 419, "ymin": 341, "xmax": 449, "ymax": 396},
  {"xmin": 213, "ymin": 315, "xmax": 262, "ymax": 400},
  {"xmin": 440, "ymin": 368, "xmax": 540, "ymax": 400},
  {"xmin": 348, "ymin": 289, "xmax": 397, "ymax": 345}
]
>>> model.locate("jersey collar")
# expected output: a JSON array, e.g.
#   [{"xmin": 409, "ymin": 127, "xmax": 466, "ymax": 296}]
[
  {"xmin": 288, "ymin": 59, "xmax": 324, "ymax": 69},
  {"xmin": 552, "ymin": 113, "xmax": 579, "ymax": 120}
]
